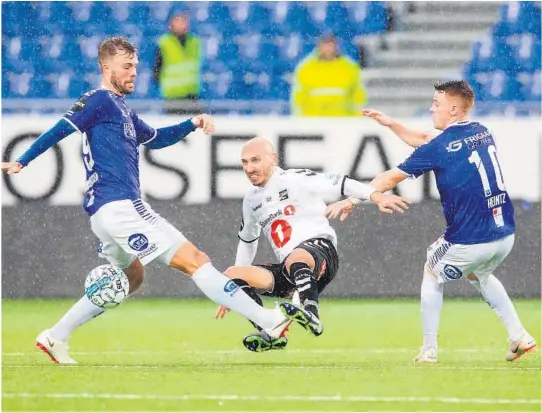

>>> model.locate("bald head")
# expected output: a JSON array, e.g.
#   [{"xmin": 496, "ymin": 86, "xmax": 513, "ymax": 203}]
[
  {"xmin": 242, "ymin": 137, "xmax": 275, "ymax": 158},
  {"xmin": 241, "ymin": 137, "xmax": 277, "ymax": 186}
]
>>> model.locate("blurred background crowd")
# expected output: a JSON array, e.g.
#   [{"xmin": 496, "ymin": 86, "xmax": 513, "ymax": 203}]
[{"xmin": 2, "ymin": 1, "xmax": 541, "ymax": 117}]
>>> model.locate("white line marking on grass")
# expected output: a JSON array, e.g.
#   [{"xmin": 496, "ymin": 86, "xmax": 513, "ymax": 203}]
[
  {"xmin": 2, "ymin": 393, "xmax": 541, "ymax": 405},
  {"xmin": 1, "ymin": 348, "xmax": 508, "ymax": 357},
  {"xmin": 2, "ymin": 364, "xmax": 539, "ymax": 371}
]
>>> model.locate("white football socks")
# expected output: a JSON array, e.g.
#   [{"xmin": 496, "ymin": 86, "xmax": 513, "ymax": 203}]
[
  {"xmin": 49, "ymin": 295, "xmax": 105, "ymax": 342},
  {"xmin": 468, "ymin": 274, "xmax": 525, "ymax": 341},
  {"xmin": 191, "ymin": 263, "xmax": 284, "ymax": 330},
  {"xmin": 420, "ymin": 271, "xmax": 443, "ymax": 349}
]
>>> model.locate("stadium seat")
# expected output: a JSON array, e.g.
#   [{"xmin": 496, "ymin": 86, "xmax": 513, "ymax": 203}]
[
  {"xmin": 520, "ymin": 70, "xmax": 541, "ymax": 101},
  {"xmin": 511, "ymin": 34, "xmax": 541, "ymax": 74}
]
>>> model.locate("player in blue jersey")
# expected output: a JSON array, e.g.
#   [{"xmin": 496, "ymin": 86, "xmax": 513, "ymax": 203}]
[
  {"xmin": 1, "ymin": 37, "xmax": 309, "ymax": 363},
  {"xmin": 326, "ymin": 80, "xmax": 536, "ymax": 363}
]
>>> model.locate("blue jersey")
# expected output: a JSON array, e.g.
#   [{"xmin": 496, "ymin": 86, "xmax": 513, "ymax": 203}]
[
  {"xmin": 397, "ymin": 121, "xmax": 515, "ymax": 244},
  {"xmin": 63, "ymin": 89, "xmax": 156, "ymax": 216}
]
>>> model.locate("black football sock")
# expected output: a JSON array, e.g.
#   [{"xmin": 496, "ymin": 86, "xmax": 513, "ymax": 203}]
[{"xmin": 290, "ymin": 262, "xmax": 319, "ymax": 319}]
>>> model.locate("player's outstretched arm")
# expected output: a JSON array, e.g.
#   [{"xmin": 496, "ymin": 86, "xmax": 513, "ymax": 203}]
[
  {"xmin": 142, "ymin": 114, "xmax": 216, "ymax": 149},
  {"xmin": 362, "ymin": 108, "xmax": 433, "ymax": 148},
  {"xmin": 1, "ymin": 119, "xmax": 76, "ymax": 174}
]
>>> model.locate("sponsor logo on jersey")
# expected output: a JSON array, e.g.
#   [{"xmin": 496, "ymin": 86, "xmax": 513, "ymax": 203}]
[
  {"xmin": 128, "ymin": 233, "xmax": 149, "ymax": 251},
  {"xmin": 279, "ymin": 189, "xmax": 289, "ymax": 201},
  {"xmin": 446, "ymin": 140, "xmax": 463, "ymax": 152},
  {"xmin": 442, "ymin": 264, "xmax": 463, "ymax": 280},
  {"xmin": 464, "ymin": 130, "xmax": 492, "ymax": 150},
  {"xmin": 284, "ymin": 205, "xmax": 296, "ymax": 216},
  {"xmin": 224, "ymin": 280, "xmax": 240, "ymax": 296},
  {"xmin": 124, "ymin": 123, "xmax": 136, "ymax": 139},
  {"xmin": 252, "ymin": 203, "xmax": 262, "ymax": 211},
  {"xmin": 137, "ymin": 243, "xmax": 157, "ymax": 259},
  {"xmin": 259, "ymin": 209, "xmax": 283, "ymax": 227}
]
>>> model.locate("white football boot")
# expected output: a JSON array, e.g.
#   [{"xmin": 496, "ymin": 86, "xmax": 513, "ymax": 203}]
[
  {"xmin": 506, "ymin": 333, "xmax": 537, "ymax": 362},
  {"xmin": 36, "ymin": 329, "xmax": 77, "ymax": 364},
  {"xmin": 413, "ymin": 346, "xmax": 438, "ymax": 363}
]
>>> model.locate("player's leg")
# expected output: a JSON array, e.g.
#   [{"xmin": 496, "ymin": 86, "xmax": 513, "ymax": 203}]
[
  {"xmin": 166, "ymin": 241, "xmax": 289, "ymax": 336},
  {"xmin": 221, "ymin": 265, "xmax": 276, "ymax": 328},
  {"xmin": 414, "ymin": 236, "xmax": 451, "ymax": 363},
  {"xmin": 464, "ymin": 235, "xmax": 536, "ymax": 361},
  {"xmin": 281, "ymin": 238, "xmax": 338, "ymax": 336},
  {"xmin": 223, "ymin": 264, "xmax": 294, "ymax": 352},
  {"xmin": 414, "ymin": 264, "xmax": 443, "ymax": 363},
  {"xmin": 37, "ymin": 236, "xmax": 143, "ymax": 364}
]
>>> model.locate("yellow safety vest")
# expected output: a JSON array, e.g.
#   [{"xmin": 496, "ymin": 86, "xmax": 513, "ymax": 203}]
[
  {"xmin": 158, "ymin": 33, "xmax": 201, "ymax": 99},
  {"xmin": 291, "ymin": 52, "xmax": 367, "ymax": 117}
]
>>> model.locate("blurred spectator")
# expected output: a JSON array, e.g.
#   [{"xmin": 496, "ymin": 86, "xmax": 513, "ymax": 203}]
[
  {"xmin": 291, "ymin": 34, "xmax": 367, "ymax": 117},
  {"xmin": 153, "ymin": 13, "xmax": 202, "ymax": 114}
]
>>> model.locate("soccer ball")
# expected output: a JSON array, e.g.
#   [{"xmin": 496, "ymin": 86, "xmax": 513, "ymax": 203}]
[{"xmin": 84, "ymin": 264, "xmax": 129, "ymax": 309}]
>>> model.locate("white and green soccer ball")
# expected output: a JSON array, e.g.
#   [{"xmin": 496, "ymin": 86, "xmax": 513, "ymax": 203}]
[{"xmin": 84, "ymin": 264, "xmax": 129, "ymax": 308}]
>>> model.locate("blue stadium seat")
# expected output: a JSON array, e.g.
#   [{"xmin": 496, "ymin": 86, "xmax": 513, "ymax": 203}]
[
  {"xmin": 520, "ymin": 70, "xmax": 541, "ymax": 101},
  {"xmin": 5, "ymin": 72, "xmax": 34, "ymax": 98},
  {"xmin": 477, "ymin": 70, "xmax": 523, "ymax": 102},
  {"xmin": 281, "ymin": 3, "xmax": 319, "ymax": 37},
  {"xmin": 470, "ymin": 36, "xmax": 517, "ymax": 75},
  {"xmin": 201, "ymin": 63, "xmax": 234, "ymax": 100},
  {"xmin": 494, "ymin": 1, "xmax": 541, "ymax": 37},
  {"xmin": 344, "ymin": 1, "xmax": 387, "ymax": 35},
  {"xmin": 511, "ymin": 34, "xmax": 541, "ymax": 73},
  {"xmin": 325, "ymin": 2, "xmax": 353, "ymax": 38}
]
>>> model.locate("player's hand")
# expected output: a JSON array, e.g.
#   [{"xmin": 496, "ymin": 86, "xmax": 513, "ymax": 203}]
[
  {"xmin": 362, "ymin": 109, "xmax": 394, "ymax": 127},
  {"xmin": 370, "ymin": 192, "xmax": 410, "ymax": 214},
  {"xmin": 1, "ymin": 161, "xmax": 23, "ymax": 175},
  {"xmin": 215, "ymin": 304, "xmax": 230, "ymax": 319},
  {"xmin": 192, "ymin": 114, "xmax": 215, "ymax": 135},
  {"xmin": 325, "ymin": 199, "xmax": 356, "ymax": 222}
]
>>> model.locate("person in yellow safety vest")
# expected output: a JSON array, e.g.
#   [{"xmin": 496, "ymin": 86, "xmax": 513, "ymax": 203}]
[
  {"xmin": 291, "ymin": 34, "xmax": 367, "ymax": 117},
  {"xmin": 153, "ymin": 13, "xmax": 202, "ymax": 114}
]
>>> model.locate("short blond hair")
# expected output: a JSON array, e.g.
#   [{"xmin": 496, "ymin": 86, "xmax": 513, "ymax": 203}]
[
  {"xmin": 98, "ymin": 36, "xmax": 136, "ymax": 72},
  {"xmin": 434, "ymin": 80, "xmax": 475, "ymax": 110}
]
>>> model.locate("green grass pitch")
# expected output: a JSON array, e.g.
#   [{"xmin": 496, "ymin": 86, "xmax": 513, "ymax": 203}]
[{"xmin": 2, "ymin": 298, "xmax": 540, "ymax": 412}]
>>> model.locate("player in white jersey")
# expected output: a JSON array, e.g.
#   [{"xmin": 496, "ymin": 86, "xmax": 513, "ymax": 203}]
[
  {"xmin": 326, "ymin": 81, "xmax": 536, "ymax": 362},
  {"xmin": 215, "ymin": 137, "xmax": 410, "ymax": 352},
  {"xmin": 1, "ymin": 37, "xmax": 306, "ymax": 363}
]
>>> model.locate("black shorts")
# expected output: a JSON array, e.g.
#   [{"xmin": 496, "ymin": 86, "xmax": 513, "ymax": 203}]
[{"xmin": 255, "ymin": 237, "xmax": 339, "ymax": 299}]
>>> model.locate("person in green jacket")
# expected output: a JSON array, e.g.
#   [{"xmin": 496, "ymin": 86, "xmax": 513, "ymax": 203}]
[{"xmin": 153, "ymin": 13, "xmax": 202, "ymax": 114}]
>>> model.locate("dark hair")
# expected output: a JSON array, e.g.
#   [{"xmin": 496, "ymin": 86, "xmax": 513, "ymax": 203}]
[
  {"xmin": 98, "ymin": 36, "xmax": 137, "ymax": 71},
  {"xmin": 434, "ymin": 80, "xmax": 475, "ymax": 109}
]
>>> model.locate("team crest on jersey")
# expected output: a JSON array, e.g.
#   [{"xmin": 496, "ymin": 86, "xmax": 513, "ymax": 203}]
[
  {"xmin": 124, "ymin": 123, "xmax": 136, "ymax": 139},
  {"xmin": 442, "ymin": 264, "xmax": 463, "ymax": 280},
  {"xmin": 279, "ymin": 189, "xmax": 289, "ymax": 201},
  {"xmin": 128, "ymin": 233, "xmax": 149, "ymax": 251}
]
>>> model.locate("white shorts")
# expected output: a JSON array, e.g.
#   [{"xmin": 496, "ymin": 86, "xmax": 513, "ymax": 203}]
[
  {"xmin": 90, "ymin": 199, "xmax": 187, "ymax": 269},
  {"xmin": 426, "ymin": 234, "xmax": 515, "ymax": 284}
]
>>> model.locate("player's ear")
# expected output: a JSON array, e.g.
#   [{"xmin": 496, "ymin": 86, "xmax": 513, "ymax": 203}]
[{"xmin": 271, "ymin": 152, "xmax": 278, "ymax": 165}]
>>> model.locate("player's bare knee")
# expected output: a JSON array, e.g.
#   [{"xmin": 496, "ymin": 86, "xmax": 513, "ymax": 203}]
[
  {"xmin": 285, "ymin": 249, "xmax": 315, "ymax": 272},
  {"xmin": 169, "ymin": 242, "xmax": 211, "ymax": 276}
]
